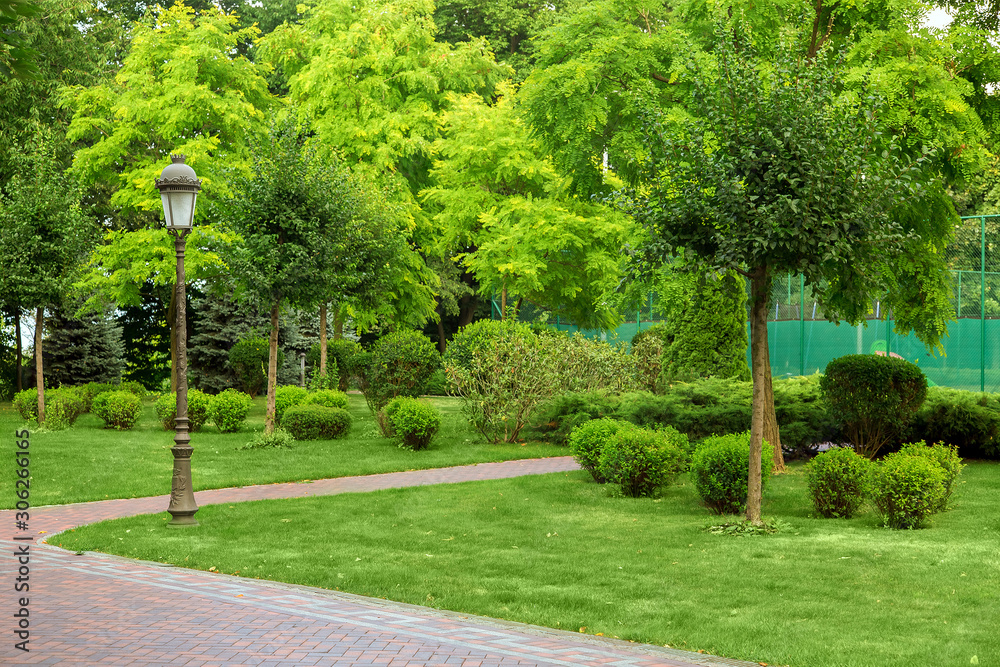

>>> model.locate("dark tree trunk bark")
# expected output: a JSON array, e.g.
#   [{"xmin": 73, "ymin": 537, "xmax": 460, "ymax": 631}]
[
  {"xmin": 457, "ymin": 294, "xmax": 477, "ymax": 327},
  {"xmin": 14, "ymin": 310, "xmax": 22, "ymax": 392},
  {"xmin": 265, "ymin": 300, "xmax": 280, "ymax": 434},
  {"xmin": 34, "ymin": 307, "xmax": 44, "ymax": 424},
  {"xmin": 319, "ymin": 302, "xmax": 328, "ymax": 375},
  {"xmin": 436, "ymin": 300, "xmax": 447, "ymax": 354},
  {"xmin": 747, "ymin": 266, "xmax": 770, "ymax": 525}
]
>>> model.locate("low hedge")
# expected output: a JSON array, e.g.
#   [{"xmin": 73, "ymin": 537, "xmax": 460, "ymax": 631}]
[
  {"xmin": 282, "ymin": 404, "xmax": 352, "ymax": 440},
  {"xmin": 93, "ymin": 390, "xmax": 142, "ymax": 430}
]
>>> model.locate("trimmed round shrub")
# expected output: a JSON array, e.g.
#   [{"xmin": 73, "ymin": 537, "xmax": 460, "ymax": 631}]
[
  {"xmin": 597, "ymin": 425, "xmax": 688, "ymax": 497},
  {"xmin": 12, "ymin": 387, "xmax": 86, "ymax": 428},
  {"xmin": 805, "ymin": 447, "xmax": 872, "ymax": 518},
  {"xmin": 275, "ymin": 385, "xmax": 309, "ymax": 424},
  {"xmin": 386, "ymin": 397, "xmax": 441, "ymax": 451},
  {"xmin": 155, "ymin": 389, "xmax": 211, "ymax": 431},
  {"xmin": 282, "ymin": 404, "xmax": 352, "ymax": 440},
  {"xmin": 690, "ymin": 432, "xmax": 774, "ymax": 514},
  {"xmin": 568, "ymin": 418, "xmax": 633, "ymax": 483},
  {"xmin": 820, "ymin": 354, "xmax": 927, "ymax": 459},
  {"xmin": 208, "ymin": 389, "xmax": 253, "ymax": 433},
  {"xmin": 118, "ymin": 380, "xmax": 147, "ymax": 398},
  {"xmin": 93, "ymin": 390, "xmax": 142, "ymax": 430},
  {"xmin": 302, "ymin": 389, "xmax": 349, "ymax": 410},
  {"xmin": 870, "ymin": 452, "xmax": 946, "ymax": 529},
  {"xmin": 229, "ymin": 334, "xmax": 283, "ymax": 398},
  {"xmin": 363, "ymin": 330, "xmax": 439, "ymax": 422},
  {"xmin": 12, "ymin": 388, "xmax": 38, "ymax": 421},
  {"xmin": 80, "ymin": 382, "xmax": 114, "ymax": 412},
  {"xmin": 898, "ymin": 441, "xmax": 965, "ymax": 512}
]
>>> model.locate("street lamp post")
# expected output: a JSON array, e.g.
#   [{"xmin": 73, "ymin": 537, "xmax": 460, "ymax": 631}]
[{"xmin": 156, "ymin": 154, "xmax": 202, "ymax": 527}]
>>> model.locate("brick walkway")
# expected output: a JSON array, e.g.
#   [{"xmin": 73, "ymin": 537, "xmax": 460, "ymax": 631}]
[{"xmin": 1, "ymin": 458, "xmax": 755, "ymax": 667}]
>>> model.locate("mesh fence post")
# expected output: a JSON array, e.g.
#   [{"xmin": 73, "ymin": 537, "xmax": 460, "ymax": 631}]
[
  {"xmin": 982, "ymin": 215, "xmax": 987, "ymax": 392},
  {"xmin": 799, "ymin": 273, "xmax": 805, "ymax": 375}
]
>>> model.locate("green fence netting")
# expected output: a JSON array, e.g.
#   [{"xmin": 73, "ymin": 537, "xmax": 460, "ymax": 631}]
[{"xmin": 492, "ymin": 214, "xmax": 1000, "ymax": 392}]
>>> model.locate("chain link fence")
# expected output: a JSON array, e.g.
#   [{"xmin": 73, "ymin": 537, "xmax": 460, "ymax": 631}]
[{"xmin": 494, "ymin": 214, "xmax": 1000, "ymax": 392}]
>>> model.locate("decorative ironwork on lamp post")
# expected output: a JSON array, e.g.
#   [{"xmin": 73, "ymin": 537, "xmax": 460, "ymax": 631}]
[{"xmin": 156, "ymin": 154, "xmax": 202, "ymax": 527}]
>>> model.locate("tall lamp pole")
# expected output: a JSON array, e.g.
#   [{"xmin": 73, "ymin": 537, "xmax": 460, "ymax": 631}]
[{"xmin": 156, "ymin": 155, "xmax": 202, "ymax": 527}]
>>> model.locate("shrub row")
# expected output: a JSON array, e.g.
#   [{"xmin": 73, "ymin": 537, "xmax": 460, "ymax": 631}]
[{"xmin": 806, "ymin": 441, "xmax": 964, "ymax": 528}]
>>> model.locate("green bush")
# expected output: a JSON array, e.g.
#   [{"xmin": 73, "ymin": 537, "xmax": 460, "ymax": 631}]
[
  {"xmin": 630, "ymin": 323, "xmax": 672, "ymax": 350},
  {"xmin": 282, "ymin": 404, "xmax": 352, "ymax": 440},
  {"xmin": 568, "ymin": 418, "xmax": 630, "ymax": 482},
  {"xmin": 870, "ymin": 452, "xmax": 946, "ymax": 529},
  {"xmin": 549, "ymin": 334, "xmax": 637, "ymax": 394},
  {"xmin": 229, "ymin": 334, "xmax": 282, "ymax": 398},
  {"xmin": 690, "ymin": 432, "xmax": 774, "ymax": 514},
  {"xmin": 631, "ymin": 332, "xmax": 665, "ymax": 393},
  {"xmin": 898, "ymin": 440, "xmax": 965, "ymax": 511},
  {"xmin": 12, "ymin": 388, "xmax": 38, "ymax": 421},
  {"xmin": 93, "ymin": 390, "xmax": 143, "ymax": 430},
  {"xmin": 529, "ymin": 391, "xmax": 622, "ymax": 446},
  {"xmin": 907, "ymin": 387, "xmax": 1000, "ymax": 459},
  {"xmin": 618, "ymin": 378, "xmax": 753, "ymax": 443},
  {"xmin": 424, "ymin": 368, "xmax": 455, "ymax": 396},
  {"xmin": 12, "ymin": 387, "xmax": 85, "ymax": 427},
  {"xmin": 155, "ymin": 389, "xmax": 211, "ymax": 431},
  {"xmin": 361, "ymin": 330, "xmax": 439, "ymax": 424},
  {"xmin": 303, "ymin": 389, "xmax": 349, "ymax": 410},
  {"xmin": 240, "ymin": 427, "xmax": 295, "ymax": 450},
  {"xmin": 117, "ymin": 380, "xmax": 147, "ymax": 398},
  {"xmin": 275, "ymin": 385, "xmax": 309, "ymax": 424},
  {"xmin": 820, "ymin": 354, "xmax": 927, "ymax": 458},
  {"xmin": 598, "ymin": 425, "xmax": 688, "ymax": 497},
  {"xmin": 307, "ymin": 366, "xmax": 337, "ymax": 391},
  {"xmin": 805, "ymin": 447, "xmax": 872, "ymax": 518},
  {"xmin": 80, "ymin": 382, "xmax": 114, "ymax": 412},
  {"xmin": 386, "ymin": 397, "xmax": 441, "ymax": 450},
  {"xmin": 208, "ymin": 389, "xmax": 253, "ymax": 433},
  {"xmin": 331, "ymin": 339, "xmax": 362, "ymax": 390},
  {"xmin": 773, "ymin": 375, "xmax": 842, "ymax": 458}
]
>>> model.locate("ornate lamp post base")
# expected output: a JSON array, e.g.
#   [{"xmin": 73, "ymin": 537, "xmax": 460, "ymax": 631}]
[{"xmin": 167, "ymin": 433, "xmax": 198, "ymax": 527}]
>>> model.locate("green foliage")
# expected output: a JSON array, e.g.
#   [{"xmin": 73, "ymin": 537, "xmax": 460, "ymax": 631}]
[
  {"xmin": 773, "ymin": 375, "xmax": 842, "ymax": 458},
  {"xmin": 898, "ymin": 441, "xmax": 965, "ymax": 512},
  {"xmin": 660, "ymin": 271, "xmax": 750, "ymax": 383},
  {"xmin": 282, "ymin": 404, "xmax": 352, "ymax": 440},
  {"xmin": 423, "ymin": 368, "xmax": 455, "ymax": 397},
  {"xmin": 704, "ymin": 517, "xmax": 790, "ymax": 536},
  {"xmin": 80, "ymin": 382, "xmax": 113, "ymax": 412},
  {"xmin": 568, "ymin": 417, "xmax": 630, "ymax": 482},
  {"xmin": 302, "ymin": 389, "xmax": 349, "ymax": 411},
  {"xmin": 597, "ymin": 425, "xmax": 687, "ymax": 498},
  {"xmin": 92, "ymin": 390, "xmax": 142, "ymax": 430},
  {"xmin": 41, "ymin": 302, "xmax": 124, "ymax": 387},
  {"xmin": 445, "ymin": 319, "xmax": 558, "ymax": 443},
  {"xmin": 690, "ymin": 432, "xmax": 774, "ymax": 515},
  {"xmin": 805, "ymin": 447, "xmax": 873, "ymax": 519},
  {"xmin": 43, "ymin": 388, "xmax": 84, "ymax": 431},
  {"xmin": 630, "ymin": 333, "xmax": 664, "ymax": 393},
  {"xmin": 274, "ymin": 385, "xmax": 309, "ymax": 425},
  {"xmin": 618, "ymin": 379, "xmax": 753, "ymax": 443},
  {"xmin": 208, "ymin": 388, "xmax": 252, "ymax": 433},
  {"xmin": 363, "ymin": 330, "xmax": 439, "ymax": 417},
  {"xmin": 386, "ymin": 397, "xmax": 441, "ymax": 451},
  {"xmin": 228, "ymin": 335, "xmax": 278, "ymax": 398},
  {"xmin": 117, "ymin": 380, "xmax": 147, "ymax": 398},
  {"xmin": 12, "ymin": 388, "xmax": 37, "ymax": 421},
  {"xmin": 907, "ymin": 387, "xmax": 1000, "ymax": 459},
  {"xmin": 870, "ymin": 452, "xmax": 946, "ymax": 529},
  {"xmin": 154, "ymin": 389, "xmax": 211, "ymax": 431},
  {"xmin": 239, "ymin": 427, "xmax": 295, "ymax": 450},
  {"xmin": 529, "ymin": 391, "xmax": 622, "ymax": 446},
  {"xmin": 328, "ymin": 339, "xmax": 361, "ymax": 390},
  {"xmin": 821, "ymin": 355, "xmax": 928, "ymax": 458},
  {"xmin": 549, "ymin": 333, "xmax": 637, "ymax": 395},
  {"xmin": 307, "ymin": 369, "xmax": 337, "ymax": 392}
]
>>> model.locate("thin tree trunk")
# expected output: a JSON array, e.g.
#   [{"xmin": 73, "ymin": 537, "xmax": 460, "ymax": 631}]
[
  {"xmin": 35, "ymin": 307, "xmax": 44, "ymax": 424},
  {"xmin": 457, "ymin": 294, "xmax": 477, "ymax": 327},
  {"xmin": 319, "ymin": 301, "xmax": 328, "ymax": 375},
  {"xmin": 746, "ymin": 267, "xmax": 770, "ymax": 525},
  {"xmin": 14, "ymin": 310, "xmax": 22, "ymax": 392},
  {"xmin": 436, "ymin": 300, "xmax": 447, "ymax": 354},
  {"xmin": 501, "ymin": 284, "xmax": 507, "ymax": 319},
  {"xmin": 168, "ymin": 286, "xmax": 178, "ymax": 393},
  {"xmin": 762, "ymin": 336, "xmax": 786, "ymax": 471},
  {"xmin": 265, "ymin": 300, "xmax": 280, "ymax": 434}
]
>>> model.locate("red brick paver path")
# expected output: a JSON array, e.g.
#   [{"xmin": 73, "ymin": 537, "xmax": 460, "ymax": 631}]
[{"xmin": 1, "ymin": 458, "xmax": 754, "ymax": 667}]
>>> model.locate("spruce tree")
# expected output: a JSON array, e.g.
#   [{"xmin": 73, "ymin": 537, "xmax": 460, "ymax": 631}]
[{"xmin": 42, "ymin": 303, "xmax": 125, "ymax": 386}]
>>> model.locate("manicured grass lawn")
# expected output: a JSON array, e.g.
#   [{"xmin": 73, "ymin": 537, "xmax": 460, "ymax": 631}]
[
  {"xmin": 53, "ymin": 461, "xmax": 1000, "ymax": 667},
  {"xmin": 0, "ymin": 394, "xmax": 565, "ymax": 508}
]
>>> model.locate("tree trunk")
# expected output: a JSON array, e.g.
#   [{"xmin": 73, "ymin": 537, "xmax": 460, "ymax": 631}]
[
  {"xmin": 746, "ymin": 267, "xmax": 771, "ymax": 525},
  {"xmin": 762, "ymin": 334, "xmax": 785, "ymax": 471},
  {"xmin": 319, "ymin": 301, "xmax": 328, "ymax": 375},
  {"xmin": 501, "ymin": 284, "xmax": 507, "ymax": 319},
  {"xmin": 457, "ymin": 294, "xmax": 477, "ymax": 327},
  {"xmin": 14, "ymin": 310, "xmax": 22, "ymax": 392},
  {"xmin": 168, "ymin": 286, "xmax": 178, "ymax": 393},
  {"xmin": 436, "ymin": 299, "xmax": 447, "ymax": 354},
  {"xmin": 265, "ymin": 300, "xmax": 280, "ymax": 434},
  {"xmin": 34, "ymin": 307, "xmax": 44, "ymax": 424}
]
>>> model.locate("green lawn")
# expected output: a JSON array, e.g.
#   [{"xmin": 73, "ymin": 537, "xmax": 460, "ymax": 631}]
[
  {"xmin": 52, "ymin": 461, "xmax": 1000, "ymax": 667},
  {"xmin": 0, "ymin": 394, "xmax": 565, "ymax": 508}
]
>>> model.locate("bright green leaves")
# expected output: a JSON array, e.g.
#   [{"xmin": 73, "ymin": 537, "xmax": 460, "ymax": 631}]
[
  {"xmin": 63, "ymin": 2, "xmax": 274, "ymax": 220},
  {"xmin": 422, "ymin": 87, "xmax": 632, "ymax": 329}
]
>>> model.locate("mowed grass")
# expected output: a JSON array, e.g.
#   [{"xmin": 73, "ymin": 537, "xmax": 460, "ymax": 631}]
[
  {"xmin": 53, "ymin": 461, "xmax": 1000, "ymax": 667},
  {"xmin": 0, "ymin": 394, "xmax": 565, "ymax": 508}
]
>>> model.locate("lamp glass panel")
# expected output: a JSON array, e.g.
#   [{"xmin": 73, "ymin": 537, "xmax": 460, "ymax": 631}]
[{"xmin": 162, "ymin": 190, "xmax": 197, "ymax": 229}]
